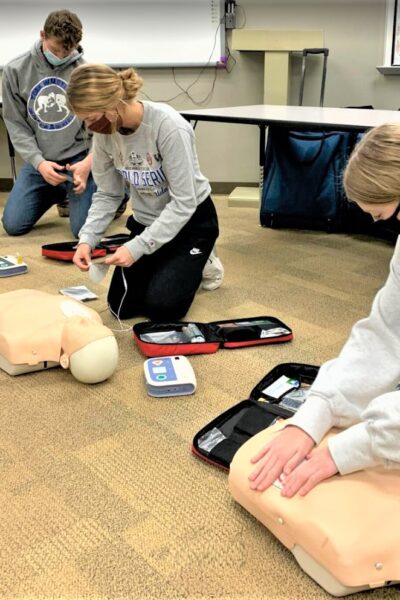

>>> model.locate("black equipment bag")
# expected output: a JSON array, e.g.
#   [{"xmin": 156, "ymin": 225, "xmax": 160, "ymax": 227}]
[
  {"xmin": 260, "ymin": 127, "xmax": 355, "ymax": 232},
  {"xmin": 261, "ymin": 98, "xmax": 399, "ymax": 241}
]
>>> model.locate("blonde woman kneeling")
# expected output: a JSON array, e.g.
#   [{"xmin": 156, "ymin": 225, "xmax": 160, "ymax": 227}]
[{"xmin": 67, "ymin": 64, "xmax": 222, "ymax": 321}]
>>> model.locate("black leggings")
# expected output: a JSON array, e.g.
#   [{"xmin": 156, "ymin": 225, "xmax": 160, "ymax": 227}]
[{"xmin": 107, "ymin": 196, "xmax": 219, "ymax": 321}]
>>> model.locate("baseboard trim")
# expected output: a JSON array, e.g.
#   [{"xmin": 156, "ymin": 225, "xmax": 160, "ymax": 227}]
[
  {"xmin": 210, "ymin": 182, "xmax": 258, "ymax": 194},
  {"xmin": 0, "ymin": 179, "xmax": 259, "ymax": 195}
]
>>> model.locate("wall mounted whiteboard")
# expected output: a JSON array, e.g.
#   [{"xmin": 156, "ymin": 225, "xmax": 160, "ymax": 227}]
[{"xmin": 0, "ymin": 0, "xmax": 225, "ymax": 68}]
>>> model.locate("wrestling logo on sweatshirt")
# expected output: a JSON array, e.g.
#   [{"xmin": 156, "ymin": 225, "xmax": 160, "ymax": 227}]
[{"xmin": 27, "ymin": 77, "xmax": 75, "ymax": 131}]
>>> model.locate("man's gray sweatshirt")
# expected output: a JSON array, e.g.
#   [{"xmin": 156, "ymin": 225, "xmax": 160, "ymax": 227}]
[
  {"xmin": 291, "ymin": 237, "xmax": 400, "ymax": 474},
  {"xmin": 2, "ymin": 40, "xmax": 87, "ymax": 168}
]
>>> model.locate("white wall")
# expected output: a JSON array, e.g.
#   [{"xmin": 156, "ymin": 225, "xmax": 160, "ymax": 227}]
[
  {"xmin": 0, "ymin": 1, "xmax": 225, "ymax": 68},
  {"xmin": 1, "ymin": 0, "xmax": 399, "ymax": 184}
]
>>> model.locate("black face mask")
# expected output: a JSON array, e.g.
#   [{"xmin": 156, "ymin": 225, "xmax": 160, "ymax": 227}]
[
  {"xmin": 373, "ymin": 203, "xmax": 400, "ymax": 242},
  {"xmin": 375, "ymin": 202, "xmax": 400, "ymax": 225},
  {"xmin": 87, "ymin": 114, "xmax": 123, "ymax": 134},
  {"xmin": 390, "ymin": 202, "xmax": 400, "ymax": 221}
]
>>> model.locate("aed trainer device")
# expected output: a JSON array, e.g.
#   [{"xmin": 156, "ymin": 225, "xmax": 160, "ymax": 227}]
[
  {"xmin": 144, "ymin": 355, "xmax": 197, "ymax": 398},
  {"xmin": 0, "ymin": 255, "xmax": 29, "ymax": 277}
]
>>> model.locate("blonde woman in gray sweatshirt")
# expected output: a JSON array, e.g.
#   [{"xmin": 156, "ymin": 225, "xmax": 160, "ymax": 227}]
[
  {"xmin": 67, "ymin": 64, "xmax": 221, "ymax": 321},
  {"xmin": 250, "ymin": 123, "xmax": 400, "ymax": 497}
]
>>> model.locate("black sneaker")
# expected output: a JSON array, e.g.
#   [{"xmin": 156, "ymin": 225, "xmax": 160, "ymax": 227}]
[
  {"xmin": 114, "ymin": 197, "xmax": 128, "ymax": 220},
  {"xmin": 57, "ymin": 198, "xmax": 69, "ymax": 217}
]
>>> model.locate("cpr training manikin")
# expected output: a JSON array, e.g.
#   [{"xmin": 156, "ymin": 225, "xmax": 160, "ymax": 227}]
[
  {"xmin": 0, "ymin": 289, "xmax": 118, "ymax": 383},
  {"xmin": 228, "ymin": 422, "xmax": 400, "ymax": 597}
]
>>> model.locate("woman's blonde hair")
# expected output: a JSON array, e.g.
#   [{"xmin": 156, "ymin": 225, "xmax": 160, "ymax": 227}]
[
  {"xmin": 343, "ymin": 122, "xmax": 400, "ymax": 205},
  {"xmin": 67, "ymin": 63, "xmax": 143, "ymax": 113}
]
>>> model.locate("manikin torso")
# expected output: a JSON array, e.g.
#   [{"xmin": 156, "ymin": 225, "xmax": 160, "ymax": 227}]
[{"xmin": 0, "ymin": 289, "xmax": 105, "ymax": 366}]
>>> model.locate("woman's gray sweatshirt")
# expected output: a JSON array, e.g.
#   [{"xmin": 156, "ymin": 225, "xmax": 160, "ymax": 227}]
[
  {"xmin": 78, "ymin": 101, "xmax": 211, "ymax": 260},
  {"xmin": 290, "ymin": 237, "xmax": 400, "ymax": 475}
]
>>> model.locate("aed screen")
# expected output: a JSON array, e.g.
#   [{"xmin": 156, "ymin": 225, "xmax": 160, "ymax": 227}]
[{"xmin": 0, "ymin": 257, "xmax": 14, "ymax": 268}]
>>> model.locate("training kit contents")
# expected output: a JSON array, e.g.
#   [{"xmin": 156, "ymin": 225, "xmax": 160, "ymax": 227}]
[
  {"xmin": 59, "ymin": 286, "xmax": 98, "ymax": 301},
  {"xmin": 88, "ymin": 261, "xmax": 110, "ymax": 284},
  {"xmin": 140, "ymin": 323, "xmax": 206, "ymax": 345}
]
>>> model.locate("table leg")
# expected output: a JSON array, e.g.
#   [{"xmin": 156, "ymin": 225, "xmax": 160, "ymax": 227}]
[{"xmin": 228, "ymin": 124, "xmax": 266, "ymax": 209}]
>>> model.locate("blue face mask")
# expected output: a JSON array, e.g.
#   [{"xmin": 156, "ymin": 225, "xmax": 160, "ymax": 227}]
[{"xmin": 43, "ymin": 48, "xmax": 71, "ymax": 66}]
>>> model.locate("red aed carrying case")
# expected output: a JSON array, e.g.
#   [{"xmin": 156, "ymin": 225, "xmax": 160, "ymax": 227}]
[
  {"xmin": 41, "ymin": 233, "xmax": 130, "ymax": 261},
  {"xmin": 192, "ymin": 363, "xmax": 319, "ymax": 470},
  {"xmin": 133, "ymin": 316, "xmax": 293, "ymax": 358}
]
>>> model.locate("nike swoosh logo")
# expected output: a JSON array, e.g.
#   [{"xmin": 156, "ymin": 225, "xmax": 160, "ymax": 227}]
[{"xmin": 190, "ymin": 248, "xmax": 202, "ymax": 255}]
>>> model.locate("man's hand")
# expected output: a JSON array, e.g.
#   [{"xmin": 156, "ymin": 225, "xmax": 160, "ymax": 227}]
[
  {"xmin": 73, "ymin": 243, "xmax": 92, "ymax": 271},
  {"xmin": 37, "ymin": 160, "xmax": 69, "ymax": 186},
  {"xmin": 280, "ymin": 446, "xmax": 338, "ymax": 498},
  {"xmin": 248, "ymin": 425, "xmax": 315, "ymax": 492},
  {"xmin": 105, "ymin": 246, "xmax": 134, "ymax": 268}
]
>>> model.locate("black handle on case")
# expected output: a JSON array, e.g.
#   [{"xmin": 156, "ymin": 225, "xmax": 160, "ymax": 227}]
[
  {"xmin": 302, "ymin": 48, "xmax": 329, "ymax": 56},
  {"xmin": 299, "ymin": 47, "xmax": 329, "ymax": 107}
]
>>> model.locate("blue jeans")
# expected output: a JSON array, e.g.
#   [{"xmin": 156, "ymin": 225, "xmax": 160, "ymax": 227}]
[{"xmin": 2, "ymin": 152, "xmax": 95, "ymax": 238}]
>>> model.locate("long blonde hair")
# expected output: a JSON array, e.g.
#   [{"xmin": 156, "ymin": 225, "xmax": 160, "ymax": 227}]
[
  {"xmin": 343, "ymin": 123, "xmax": 400, "ymax": 205},
  {"xmin": 67, "ymin": 63, "xmax": 143, "ymax": 113}
]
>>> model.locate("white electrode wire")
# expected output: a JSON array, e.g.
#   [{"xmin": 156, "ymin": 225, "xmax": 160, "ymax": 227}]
[{"xmin": 106, "ymin": 267, "xmax": 132, "ymax": 333}]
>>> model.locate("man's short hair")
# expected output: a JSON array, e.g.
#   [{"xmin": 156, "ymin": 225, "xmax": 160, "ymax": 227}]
[{"xmin": 43, "ymin": 10, "xmax": 82, "ymax": 51}]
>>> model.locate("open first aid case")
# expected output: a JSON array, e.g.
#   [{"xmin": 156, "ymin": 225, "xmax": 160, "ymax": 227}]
[
  {"xmin": 192, "ymin": 362, "xmax": 318, "ymax": 470},
  {"xmin": 133, "ymin": 316, "xmax": 293, "ymax": 358},
  {"xmin": 42, "ymin": 233, "xmax": 130, "ymax": 261}
]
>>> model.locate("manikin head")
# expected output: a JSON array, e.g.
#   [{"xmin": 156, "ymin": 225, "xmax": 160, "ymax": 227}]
[{"xmin": 60, "ymin": 316, "xmax": 119, "ymax": 384}]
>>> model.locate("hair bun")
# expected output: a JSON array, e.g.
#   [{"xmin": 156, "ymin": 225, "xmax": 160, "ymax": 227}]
[{"xmin": 118, "ymin": 68, "xmax": 144, "ymax": 99}]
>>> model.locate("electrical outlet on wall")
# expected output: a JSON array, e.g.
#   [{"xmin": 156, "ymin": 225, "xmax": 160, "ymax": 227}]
[{"xmin": 225, "ymin": 0, "xmax": 236, "ymax": 29}]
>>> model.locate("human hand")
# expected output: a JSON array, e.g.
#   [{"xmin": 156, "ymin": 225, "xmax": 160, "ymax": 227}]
[
  {"xmin": 37, "ymin": 160, "xmax": 68, "ymax": 186},
  {"xmin": 248, "ymin": 425, "xmax": 315, "ymax": 492},
  {"xmin": 280, "ymin": 446, "xmax": 338, "ymax": 498},
  {"xmin": 73, "ymin": 243, "xmax": 92, "ymax": 271},
  {"xmin": 105, "ymin": 246, "xmax": 134, "ymax": 268},
  {"xmin": 67, "ymin": 159, "xmax": 91, "ymax": 194}
]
